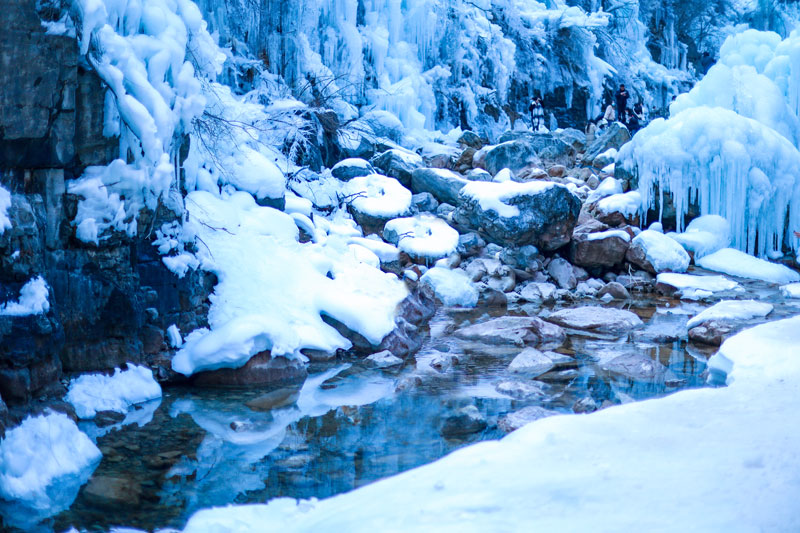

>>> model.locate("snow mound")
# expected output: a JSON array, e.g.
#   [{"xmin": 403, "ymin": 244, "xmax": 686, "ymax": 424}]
[
  {"xmin": 0, "ymin": 276, "xmax": 50, "ymax": 316},
  {"xmin": 686, "ymin": 300, "xmax": 773, "ymax": 329},
  {"xmin": 420, "ymin": 267, "xmax": 478, "ymax": 308},
  {"xmin": 173, "ymin": 191, "xmax": 408, "ymax": 376},
  {"xmin": 180, "ymin": 315, "xmax": 800, "ymax": 532},
  {"xmin": 666, "ymin": 215, "xmax": 731, "ymax": 259},
  {"xmin": 696, "ymin": 248, "xmax": 800, "ymax": 284},
  {"xmin": 595, "ymin": 191, "xmax": 642, "ymax": 217},
  {"xmin": 460, "ymin": 180, "xmax": 557, "ymax": 218},
  {"xmin": 0, "ymin": 412, "xmax": 101, "ymax": 506},
  {"xmin": 344, "ymin": 174, "xmax": 412, "ymax": 218},
  {"xmin": 66, "ymin": 364, "xmax": 162, "ymax": 419},
  {"xmin": 586, "ymin": 177, "xmax": 623, "ymax": 204},
  {"xmin": 384, "ymin": 215, "xmax": 459, "ymax": 260},
  {"xmin": 781, "ymin": 282, "xmax": 800, "ymax": 298},
  {"xmin": 630, "ymin": 230, "xmax": 690, "ymax": 273}
]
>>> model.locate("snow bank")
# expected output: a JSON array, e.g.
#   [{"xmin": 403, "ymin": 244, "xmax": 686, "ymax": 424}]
[
  {"xmin": 586, "ymin": 177, "xmax": 622, "ymax": 204},
  {"xmin": 66, "ymin": 364, "xmax": 162, "ymax": 419},
  {"xmin": 460, "ymin": 180, "xmax": 558, "ymax": 218},
  {"xmin": 0, "ymin": 276, "xmax": 50, "ymax": 316},
  {"xmin": 384, "ymin": 215, "xmax": 459, "ymax": 260},
  {"xmin": 344, "ymin": 174, "xmax": 412, "ymax": 218},
  {"xmin": 181, "ymin": 315, "xmax": 800, "ymax": 532},
  {"xmin": 0, "ymin": 412, "xmax": 100, "ymax": 506},
  {"xmin": 781, "ymin": 282, "xmax": 800, "ymax": 298},
  {"xmin": 173, "ymin": 191, "xmax": 408, "ymax": 375},
  {"xmin": 696, "ymin": 248, "xmax": 800, "ymax": 284},
  {"xmin": 686, "ymin": 300, "xmax": 773, "ymax": 329},
  {"xmin": 595, "ymin": 191, "xmax": 642, "ymax": 217},
  {"xmin": 666, "ymin": 215, "xmax": 731, "ymax": 259},
  {"xmin": 420, "ymin": 267, "xmax": 478, "ymax": 307}
]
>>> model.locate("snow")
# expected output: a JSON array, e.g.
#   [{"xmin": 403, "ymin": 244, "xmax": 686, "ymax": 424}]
[
  {"xmin": 0, "ymin": 276, "xmax": 50, "ymax": 316},
  {"xmin": 344, "ymin": 174, "xmax": 412, "ymax": 218},
  {"xmin": 666, "ymin": 215, "xmax": 731, "ymax": 259},
  {"xmin": 782, "ymin": 282, "xmax": 800, "ymax": 298},
  {"xmin": 167, "ymin": 324, "xmax": 183, "ymax": 348},
  {"xmin": 656, "ymin": 273, "xmax": 741, "ymax": 300},
  {"xmin": 460, "ymin": 180, "xmax": 558, "ymax": 218},
  {"xmin": 696, "ymin": 248, "xmax": 800, "ymax": 284},
  {"xmin": 419, "ymin": 267, "xmax": 478, "ymax": 308},
  {"xmin": 586, "ymin": 229, "xmax": 630, "ymax": 243},
  {"xmin": 686, "ymin": 300, "xmax": 773, "ymax": 329},
  {"xmin": 0, "ymin": 184, "xmax": 10, "ymax": 234},
  {"xmin": 595, "ymin": 191, "xmax": 642, "ymax": 217},
  {"xmin": 383, "ymin": 215, "xmax": 459, "ymax": 260},
  {"xmin": 66, "ymin": 364, "xmax": 163, "ymax": 419},
  {"xmin": 630, "ymin": 230, "xmax": 690, "ymax": 273},
  {"xmin": 181, "ymin": 316, "xmax": 800, "ymax": 532},
  {"xmin": 0, "ymin": 412, "xmax": 101, "ymax": 508},
  {"xmin": 172, "ymin": 191, "xmax": 408, "ymax": 376},
  {"xmin": 586, "ymin": 177, "xmax": 623, "ymax": 204}
]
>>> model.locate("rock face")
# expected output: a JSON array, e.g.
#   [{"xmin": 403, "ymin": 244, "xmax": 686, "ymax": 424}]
[
  {"xmin": 453, "ymin": 184, "xmax": 581, "ymax": 251},
  {"xmin": 411, "ymin": 168, "xmax": 469, "ymax": 206},
  {"xmin": 191, "ymin": 352, "xmax": 307, "ymax": 387},
  {"xmin": 454, "ymin": 316, "xmax": 566, "ymax": 347},
  {"xmin": 546, "ymin": 306, "xmax": 643, "ymax": 334}
]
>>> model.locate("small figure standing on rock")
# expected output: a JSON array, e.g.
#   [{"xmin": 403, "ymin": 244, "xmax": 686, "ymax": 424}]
[
  {"xmin": 615, "ymin": 84, "xmax": 629, "ymax": 124},
  {"xmin": 529, "ymin": 96, "xmax": 544, "ymax": 132}
]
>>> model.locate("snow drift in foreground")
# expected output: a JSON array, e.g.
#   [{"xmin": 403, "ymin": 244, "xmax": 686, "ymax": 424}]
[
  {"xmin": 181, "ymin": 316, "xmax": 800, "ymax": 532},
  {"xmin": 0, "ymin": 412, "xmax": 100, "ymax": 529},
  {"xmin": 66, "ymin": 364, "xmax": 162, "ymax": 419}
]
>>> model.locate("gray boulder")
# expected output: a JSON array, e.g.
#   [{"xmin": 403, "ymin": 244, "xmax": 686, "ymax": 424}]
[
  {"xmin": 584, "ymin": 122, "xmax": 630, "ymax": 166},
  {"xmin": 330, "ymin": 158, "xmax": 375, "ymax": 181},
  {"xmin": 370, "ymin": 149, "xmax": 424, "ymax": 187},
  {"xmin": 454, "ymin": 316, "xmax": 565, "ymax": 347},
  {"xmin": 411, "ymin": 168, "xmax": 469, "ymax": 206},
  {"xmin": 483, "ymin": 139, "xmax": 543, "ymax": 176},
  {"xmin": 441, "ymin": 405, "xmax": 487, "ymax": 438},
  {"xmin": 569, "ymin": 229, "xmax": 630, "ymax": 269},
  {"xmin": 547, "ymin": 258, "xmax": 577, "ymax": 290},
  {"xmin": 453, "ymin": 182, "xmax": 581, "ymax": 251},
  {"xmin": 498, "ymin": 406, "xmax": 558, "ymax": 432},
  {"xmin": 545, "ymin": 306, "xmax": 643, "ymax": 334}
]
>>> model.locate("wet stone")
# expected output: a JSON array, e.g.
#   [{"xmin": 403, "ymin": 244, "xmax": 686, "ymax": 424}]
[
  {"xmin": 498, "ymin": 406, "xmax": 558, "ymax": 432},
  {"xmin": 440, "ymin": 405, "xmax": 487, "ymax": 438}
]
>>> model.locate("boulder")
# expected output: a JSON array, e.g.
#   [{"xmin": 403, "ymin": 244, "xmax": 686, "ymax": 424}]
[
  {"xmin": 483, "ymin": 139, "xmax": 542, "ymax": 176},
  {"xmin": 496, "ymin": 380, "xmax": 548, "ymax": 399},
  {"xmin": 411, "ymin": 168, "xmax": 469, "ymax": 206},
  {"xmin": 569, "ymin": 229, "xmax": 631, "ymax": 269},
  {"xmin": 498, "ymin": 405, "xmax": 558, "ymax": 432},
  {"xmin": 191, "ymin": 352, "xmax": 308, "ymax": 387},
  {"xmin": 583, "ymin": 122, "xmax": 630, "ymax": 165},
  {"xmin": 496, "ymin": 132, "xmax": 577, "ymax": 167},
  {"xmin": 601, "ymin": 352, "xmax": 666, "ymax": 381},
  {"xmin": 453, "ymin": 181, "xmax": 581, "ymax": 251},
  {"xmin": 508, "ymin": 347, "xmax": 555, "ymax": 376},
  {"xmin": 597, "ymin": 281, "xmax": 630, "ymax": 300},
  {"xmin": 440, "ymin": 405, "xmax": 487, "ymax": 438},
  {"xmin": 547, "ymin": 258, "xmax": 577, "ymax": 289},
  {"xmin": 366, "ymin": 350, "xmax": 404, "ymax": 368},
  {"xmin": 545, "ymin": 306, "xmax": 643, "ymax": 334},
  {"xmin": 454, "ymin": 316, "xmax": 566, "ymax": 346},
  {"xmin": 370, "ymin": 149, "xmax": 424, "ymax": 187},
  {"xmin": 626, "ymin": 230, "xmax": 690, "ymax": 274},
  {"xmin": 553, "ymin": 128, "xmax": 587, "ymax": 152},
  {"xmin": 688, "ymin": 320, "xmax": 737, "ymax": 346},
  {"xmin": 330, "ymin": 158, "xmax": 375, "ymax": 181},
  {"xmin": 519, "ymin": 282, "xmax": 557, "ymax": 302},
  {"xmin": 411, "ymin": 192, "xmax": 439, "ymax": 213},
  {"xmin": 457, "ymin": 130, "xmax": 484, "ymax": 149}
]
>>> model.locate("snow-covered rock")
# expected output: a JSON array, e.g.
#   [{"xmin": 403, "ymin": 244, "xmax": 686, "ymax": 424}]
[
  {"xmin": 410, "ymin": 168, "xmax": 469, "ymax": 206},
  {"xmin": 0, "ymin": 276, "xmax": 49, "ymax": 316},
  {"xmin": 454, "ymin": 180, "xmax": 580, "ymax": 251},
  {"xmin": 666, "ymin": 215, "xmax": 731, "ymax": 259},
  {"xmin": 66, "ymin": 364, "xmax": 162, "ymax": 419},
  {"xmin": 686, "ymin": 300, "xmax": 773, "ymax": 329},
  {"xmin": 546, "ymin": 306, "xmax": 643, "ymax": 334},
  {"xmin": 419, "ymin": 267, "xmax": 478, "ymax": 307},
  {"xmin": 383, "ymin": 215, "xmax": 459, "ymax": 261},
  {"xmin": 508, "ymin": 348, "xmax": 555, "ymax": 376},
  {"xmin": 370, "ymin": 149, "xmax": 424, "ymax": 187},
  {"xmin": 696, "ymin": 248, "xmax": 800, "ymax": 284},
  {"xmin": 454, "ymin": 316, "xmax": 565, "ymax": 347},
  {"xmin": 344, "ymin": 174, "xmax": 412, "ymax": 233},
  {"xmin": 331, "ymin": 158, "xmax": 375, "ymax": 181},
  {"xmin": 626, "ymin": 230, "xmax": 690, "ymax": 273},
  {"xmin": 781, "ymin": 283, "xmax": 800, "ymax": 298},
  {"xmin": 656, "ymin": 273, "xmax": 741, "ymax": 300}
]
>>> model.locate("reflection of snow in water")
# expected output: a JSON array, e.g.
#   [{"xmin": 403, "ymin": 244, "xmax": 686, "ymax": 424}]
[
  {"xmin": 160, "ymin": 364, "xmax": 396, "ymax": 510},
  {"xmin": 79, "ymin": 397, "xmax": 162, "ymax": 442}
]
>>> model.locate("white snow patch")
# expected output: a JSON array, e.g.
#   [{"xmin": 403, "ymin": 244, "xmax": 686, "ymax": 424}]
[
  {"xmin": 0, "ymin": 184, "xmax": 11, "ymax": 234},
  {"xmin": 686, "ymin": 300, "xmax": 773, "ymax": 329},
  {"xmin": 630, "ymin": 230, "xmax": 690, "ymax": 273},
  {"xmin": 595, "ymin": 191, "xmax": 642, "ymax": 217},
  {"xmin": 461, "ymin": 180, "xmax": 559, "ymax": 218},
  {"xmin": 667, "ymin": 215, "xmax": 731, "ymax": 259},
  {"xmin": 0, "ymin": 276, "xmax": 50, "ymax": 316},
  {"xmin": 384, "ymin": 215, "xmax": 459, "ymax": 260},
  {"xmin": 344, "ymin": 174, "xmax": 412, "ymax": 218},
  {"xmin": 420, "ymin": 267, "xmax": 478, "ymax": 308},
  {"xmin": 657, "ymin": 273, "xmax": 741, "ymax": 300},
  {"xmin": 66, "ymin": 364, "xmax": 162, "ymax": 419},
  {"xmin": 697, "ymin": 248, "xmax": 800, "ymax": 284}
]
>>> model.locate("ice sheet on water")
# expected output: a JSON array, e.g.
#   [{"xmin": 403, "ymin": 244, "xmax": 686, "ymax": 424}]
[{"xmin": 696, "ymin": 248, "xmax": 800, "ymax": 284}]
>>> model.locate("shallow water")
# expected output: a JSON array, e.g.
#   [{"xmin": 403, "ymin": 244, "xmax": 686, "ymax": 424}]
[{"xmin": 7, "ymin": 274, "xmax": 799, "ymax": 532}]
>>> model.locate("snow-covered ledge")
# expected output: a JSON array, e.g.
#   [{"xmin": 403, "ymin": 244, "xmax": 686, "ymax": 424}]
[{"xmin": 182, "ymin": 315, "xmax": 800, "ymax": 531}]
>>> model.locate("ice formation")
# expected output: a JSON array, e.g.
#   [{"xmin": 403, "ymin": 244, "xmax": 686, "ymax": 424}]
[
  {"xmin": 0, "ymin": 184, "xmax": 11, "ymax": 234},
  {"xmin": 666, "ymin": 215, "xmax": 731, "ymax": 259},
  {"xmin": 0, "ymin": 277, "xmax": 50, "ymax": 317},
  {"xmin": 696, "ymin": 248, "xmax": 800, "ymax": 284},
  {"xmin": 66, "ymin": 364, "xmax": 163, "ymax": 419},
  {"xmin": 686, "ymin": 300, "xmax": 773, "ymax": 329},
  {"xmin": 621, "ymin": 30, "xmax": 800, "ymax": 258}
]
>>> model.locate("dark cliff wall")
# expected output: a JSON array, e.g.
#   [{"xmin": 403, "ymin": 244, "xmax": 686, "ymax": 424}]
[{"xmin": 0, "ymin": 0, "xmax": 212, "ymax": 424}]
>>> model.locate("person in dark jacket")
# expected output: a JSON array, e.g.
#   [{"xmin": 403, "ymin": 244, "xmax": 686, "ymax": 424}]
[
  {"xmin": 615, "ymin": 84, "xmax": 629, "ymax": 124},
  {"xmin": 529, "ymin": 96, "xmax": 544, "ymax": 131}
]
